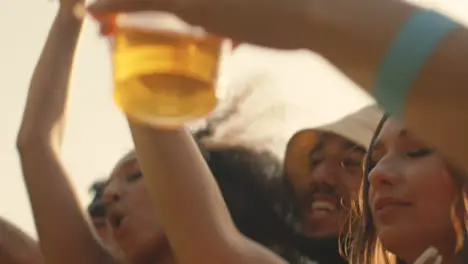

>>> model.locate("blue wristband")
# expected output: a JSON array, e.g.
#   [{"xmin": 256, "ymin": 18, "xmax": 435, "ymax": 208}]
[{"xmin": 374, "ymin": 9, "xmax": 458, "ymax": 120}]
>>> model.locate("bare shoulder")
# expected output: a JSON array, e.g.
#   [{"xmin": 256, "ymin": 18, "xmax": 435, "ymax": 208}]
[{"xmin": 0, "ymin": 217, "xmax": 43, "ymax": 264}]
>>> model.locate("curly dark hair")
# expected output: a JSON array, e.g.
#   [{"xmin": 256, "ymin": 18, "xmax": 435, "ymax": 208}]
[
  {"xmin": 193, "ymin": 130, "xmax": 311, "ymax": 264},
  {"xmin": 206, "ymin": 143, "xmax": 348, "ymax": 264}
]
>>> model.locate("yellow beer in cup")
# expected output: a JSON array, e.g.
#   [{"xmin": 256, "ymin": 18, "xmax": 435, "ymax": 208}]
[{"xmin": 108, "ymin": 12, "xmax": 224, "ymax": 127}]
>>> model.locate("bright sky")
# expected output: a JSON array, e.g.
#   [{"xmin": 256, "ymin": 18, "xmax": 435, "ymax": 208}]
[{"xmin": 0, "ymin": 0, "xmax": 467, "ymax": 238}]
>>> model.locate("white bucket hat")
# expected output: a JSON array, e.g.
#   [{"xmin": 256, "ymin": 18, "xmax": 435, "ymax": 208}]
[{"xmin": 284, "ymin": 104, "xmax": 384, "ymax": 179}]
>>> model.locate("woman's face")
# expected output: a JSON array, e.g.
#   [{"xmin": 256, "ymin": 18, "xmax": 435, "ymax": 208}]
[
  {"xmin": 368, "ymin": 118, "xmax": 460, "ymax": 262},
  {"xmin": 92, "ymin": 216, "xmax": 125, "ymax": 259},
  {"xmin": 103, "ymin": 152, "xmax": 168, "ymax": 264},
  {"xmin": 290, "ymin": 132, "xmax": 365, "ymax": 237}
]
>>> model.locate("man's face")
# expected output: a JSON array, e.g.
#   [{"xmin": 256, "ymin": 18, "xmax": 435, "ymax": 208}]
[{"xmin": 287, "ymin": 132, "xmax": 365, "ymax": 237}]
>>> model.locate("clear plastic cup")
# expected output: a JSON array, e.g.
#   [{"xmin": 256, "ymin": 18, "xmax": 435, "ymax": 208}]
[{"xmin": 106, "ymin": 12, "xmax": 225, "ymax": 127}]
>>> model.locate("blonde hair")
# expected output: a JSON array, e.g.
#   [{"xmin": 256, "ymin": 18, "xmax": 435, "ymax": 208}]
[{"xmin": 344, "ymin": 115, "xmax": 468, "ymax": 264}]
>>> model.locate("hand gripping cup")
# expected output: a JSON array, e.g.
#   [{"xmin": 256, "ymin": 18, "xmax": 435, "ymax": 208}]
[{"xmin": 105, "ymin": 12, "xmax": 224, "ymax": 127}]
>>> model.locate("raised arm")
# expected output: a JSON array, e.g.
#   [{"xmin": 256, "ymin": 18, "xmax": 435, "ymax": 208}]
[
  {"xmin": 0, "ymin": 218, "xmax": 42, "ymax": 264},
  {"xmin": 88, "ymin": 0, "xmax": 468, "ymax": 175},
  {"xmin": 16, "ymin": 6, "xmax": 116, "ymax": 264},
  {"xmin": 308, "ymin": 0, "xmax": 468, "ymax": 173},
  {"xmin": 129, "ymin": 123, "xmax": 287, "ymax": 264}
]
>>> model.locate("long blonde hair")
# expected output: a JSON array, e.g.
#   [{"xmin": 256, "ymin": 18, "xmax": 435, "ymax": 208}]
[{"xmin": 344, "ymin": 115, "xmax": 468, "ymax": 264}]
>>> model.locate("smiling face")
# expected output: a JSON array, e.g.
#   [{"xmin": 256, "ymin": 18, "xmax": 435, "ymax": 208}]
[
  {"xmin": 103, "ymin": 151, "xmax": 170, "ymax": 264},
  {"xmin": 287, "ymin": 132, "xmax": 365, "ymax": 237},
  {"xmin": 367, "ymin": 118, "xmax": 461, "ymax": 262}
]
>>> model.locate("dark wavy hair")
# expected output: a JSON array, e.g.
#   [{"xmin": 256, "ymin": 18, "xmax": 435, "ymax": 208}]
[
  {"xmin": 193, "ymin": 130, "xmax": 310, "ymax": 264},
  {"xmin": 346, "ymin": 115, "xmax": 468, "ymax": 264},
  {"xmin": 204, "ymin": 141, "xmax": 351, "ymax": 264}
]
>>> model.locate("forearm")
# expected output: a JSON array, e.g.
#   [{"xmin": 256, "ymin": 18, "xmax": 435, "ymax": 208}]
[
  {"xmin": 309, "ymin": 0, "xmax": 417, "ymax": 91},
  {"xmin": 16, "ymin": 9, "xmax": 115, "ymax": 264},
  {"xmin": 18, "ymin": 142, "xmax": 115, "ymax": 264},
  {"xmin": 129, "ymin": 123, "xmax": 241, "ymax": 264},
  {"xmin": 129, "ymin": 123, "xmax": 287, "ymax": 264},
  {"xmin": 17, "ymin": 7, "xmax": 83, "ymax": 149},
  {"xmin": 310, "ymin": 0, "xmax": 468, "ymax": 173}
]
